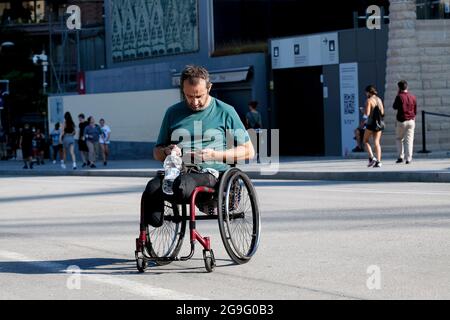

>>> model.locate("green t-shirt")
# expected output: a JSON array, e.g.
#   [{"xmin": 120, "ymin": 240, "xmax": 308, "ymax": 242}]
[{"xmin": 156, "ymin": 97, "xmax": 249, "ymax": 171}]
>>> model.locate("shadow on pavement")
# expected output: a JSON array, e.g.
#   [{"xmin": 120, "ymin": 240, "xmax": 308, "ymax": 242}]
[
  {"xmin": 0, "ymin": 186, "xmax": 143, "ymax": 204},
  {"xmin": 0, "ymin": 257, "xmax": 237, "ymax": 275},
  {"xmin": 0, "ymin": 258, "xmax": 135, "ymax": 275}
]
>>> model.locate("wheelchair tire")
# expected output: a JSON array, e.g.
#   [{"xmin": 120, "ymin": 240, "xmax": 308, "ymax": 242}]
[
  {"xmin": 146, "ymin": 201, "xmax": 186, "ymax": 266},
  {"xmin": 217, "ymin": 169, "xmax": 261, "ymax": 264}
]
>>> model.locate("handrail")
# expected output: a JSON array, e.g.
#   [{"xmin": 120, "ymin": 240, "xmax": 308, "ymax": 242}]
[{"xmin": 419, "ymin": 110, "xmax": 450, "ymax": 153}]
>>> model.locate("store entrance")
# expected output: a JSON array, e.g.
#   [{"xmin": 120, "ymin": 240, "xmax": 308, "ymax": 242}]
[{"xmin": 274, "ymin": 66, "xmax": 325, "ymax": 156}]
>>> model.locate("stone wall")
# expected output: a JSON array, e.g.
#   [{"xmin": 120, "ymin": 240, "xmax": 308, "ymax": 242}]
[{"xmin": 384, "ymin": 0, "xmax": 450, "ymax": 153}]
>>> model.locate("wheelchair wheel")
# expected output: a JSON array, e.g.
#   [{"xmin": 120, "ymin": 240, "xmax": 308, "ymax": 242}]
[
  {"xmin": 146, "ymin": 201, "xmax": 186, "ymax": 266},
  {"xmin": 217, "ymin": 169, "xmax": 261, "ymax": 264}
]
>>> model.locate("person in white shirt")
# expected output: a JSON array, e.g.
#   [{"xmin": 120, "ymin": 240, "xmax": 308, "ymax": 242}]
[{"xmin": 99, "ymin": 118, "xmax": 111, "ymax": 166}]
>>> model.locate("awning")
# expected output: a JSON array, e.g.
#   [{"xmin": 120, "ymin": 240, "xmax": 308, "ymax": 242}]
[{"xmin": 172, "ymin": 66, "xmax": 252, "ymax": 86}]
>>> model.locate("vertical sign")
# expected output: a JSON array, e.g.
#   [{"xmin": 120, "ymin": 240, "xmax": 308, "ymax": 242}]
[{"xmin": 339, "ymin": 63, "xmax": 359, "ymax": 156}]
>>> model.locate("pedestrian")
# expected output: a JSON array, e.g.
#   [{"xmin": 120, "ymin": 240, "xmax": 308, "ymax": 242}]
[
  {"xmin": 245, "ymin": 100, "xmax": 263, "ymax": 130},
  {"xmin": 141, "ymin": 65, "xmax": 255, "ymax": 228},
  {"xmin": 32, "ymin": 128, "xmax": 46, "ymax": 165},
  {"xmin": 84, "ymin": 116, "xmax": 101, "ymax": 168},
  {"xmin": 0, "ymin": 127, "xmax": 7, "ymax": 160},
  {"xmin": 8, "ymin": 126, "xmax": 19, "ymax": 160},
  {"xmin": 352, "ymin": 124, "xmax": 365, "ymax": 152},
  {"xmin": 60, "ymin": 111, "xmax": 77, "ymax": 170},
  {"xmin": 50, "ymin": 122, "xmax": 64, "ymax": 165},
  {"xmin": 363, "ymin": 85, "xmax": 385, "ymax": 168},
  {"xmin": 99, "ymin": 118, "xmax": 111, "ymax": 166},
  {"xmin": 30, "ymin": 126, "xmax": 37, "ymax": 163},
  {"xmin": 78, "ymin": 113, "xmax": 89, "ymax": 167},
  {"xmin": 19, "ymin": 123, "xmax": 34, "ymax": 169},
  {"xmin": 393, "ymin": 80, "xmax": 417, "ymax": 164}
]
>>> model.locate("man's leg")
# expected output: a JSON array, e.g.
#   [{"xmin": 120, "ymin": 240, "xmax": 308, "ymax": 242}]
[
  {"xmin": 396, "ymin": 121, "xmax": 405, "ymax": 160},
  {"xmin": 404, "ymin": 120, "xmax": 415, "ymax": 162},
  {"xmin": 141, "ymin": 176, "xmax": 165, "ymax": 228},
  {"xmin": 172, "ymin": 172, "xmax": 218, "ymax": 202},
  {"xmin": 87, "ymin": 141, "xmax": 95, "ymax": 165}
]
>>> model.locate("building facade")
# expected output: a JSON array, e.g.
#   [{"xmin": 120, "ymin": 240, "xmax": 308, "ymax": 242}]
[
  {"xmin": 384, "ymin": 0, "xmax": 450, "ymax": 153},
  {"xmin": 4, "ymin": 1, "xmax": 449, "ymax": 159}
]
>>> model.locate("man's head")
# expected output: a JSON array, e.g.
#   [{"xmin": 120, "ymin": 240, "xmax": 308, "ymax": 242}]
[
  {"xmin": 99, "ymin": 118, "xmax": 105, "ymax": 127},
  {"xmin": 78, "ymin": 113, "xmax": 85, "ymax": 122},
  {"xmin": 180, "ymin": 65, "xmax": 212, "ymax": 112},
  {"xmin": 248, "ymin": 101, "xmax": 258, "ymax": 110},
  {"xmin": 398, "ymin": 80, "xmax": 408, "ymax": 92}
]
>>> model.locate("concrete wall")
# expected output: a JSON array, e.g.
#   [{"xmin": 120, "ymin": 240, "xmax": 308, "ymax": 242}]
[
  {"xmin": 48, "ymin": 89, "xmax": 181, "ymax": 159},
  {"xmin": 384, "ymin": 0, "xmax": 450, "ymax": 153}
]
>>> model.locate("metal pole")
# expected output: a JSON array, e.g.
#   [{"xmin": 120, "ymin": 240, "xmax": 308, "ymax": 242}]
[
  {"xmin": 353, "ymin": 11, "xmax": 358, "ymax": 29},
  {"xmin": 43, "ymin": 67, "xmax": 46, "ymax": 95},
  {"xmin": 76, "ymin": 29, "xmax": 81, "ymax": 73},
  {"xmin": 419, "ymin": 110, "xmax": 431, "ymax": 153}
]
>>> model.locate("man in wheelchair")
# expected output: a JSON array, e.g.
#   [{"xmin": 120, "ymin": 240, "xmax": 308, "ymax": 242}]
[{"xmin": 141, "ymin": 65, "xmax": 255, "ymax": 229}]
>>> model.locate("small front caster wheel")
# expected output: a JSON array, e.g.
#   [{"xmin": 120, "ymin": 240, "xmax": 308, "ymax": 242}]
[
  {"xmin": 203, "ymin": 249, "xmax": 216, "ymax": 273},
  {"xmin": 136, "ymin": 257, "xmax": 147, "ymax": 273}
]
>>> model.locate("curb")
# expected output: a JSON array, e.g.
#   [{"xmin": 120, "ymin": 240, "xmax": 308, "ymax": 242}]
[{"xmin": 1, "ymin": 169, "xmax": 449, "ymax": 183}]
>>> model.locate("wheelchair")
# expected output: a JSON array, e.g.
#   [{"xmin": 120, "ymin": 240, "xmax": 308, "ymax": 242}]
[{"xmin": 135, "ymin": 166, "xmax": 261, "ymax": 272}]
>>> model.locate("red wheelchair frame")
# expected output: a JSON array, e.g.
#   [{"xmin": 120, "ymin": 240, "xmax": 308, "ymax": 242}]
[{"xmin": 135, "ymin": 167, "xmax": 260, "ymax": 272}]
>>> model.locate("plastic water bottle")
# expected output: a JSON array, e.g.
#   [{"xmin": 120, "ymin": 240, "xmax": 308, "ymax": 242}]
[{"xmin": 162, "ymin": 150, "xmax": 183, "ymax": 195}]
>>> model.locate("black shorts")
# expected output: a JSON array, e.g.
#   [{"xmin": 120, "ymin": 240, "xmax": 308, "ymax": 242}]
[
  {"xmin": 78, "ymin": 140, "xmax": 88, "ymax": 152},
  {"xmin": 52, "ymin": 144, "xmax": 62, "ymax": 152},
  {"xmin": 22, "ymin": 145, "xmax": 32, "ymax": 159}
]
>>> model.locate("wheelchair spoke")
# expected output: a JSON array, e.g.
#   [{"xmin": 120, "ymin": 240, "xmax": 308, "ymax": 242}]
[
  {"xmin": 147, "ymin": 202, "xmax": 185, "ymax": 261},
  {"xmin": 224, "ymin": 177, "xmax": 255, "ymax": 257}
]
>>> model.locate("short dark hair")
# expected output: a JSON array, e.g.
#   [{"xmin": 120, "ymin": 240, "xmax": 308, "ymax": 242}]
[
  {"xmin": 398, "ymin": 80, "xmax": 408, "ymax": 91},
  {"xmin": 180, "ymin": 65, "xmax": 211, "ymax": 89},
  {"xmin": 248, "ymin": 101, "xmax": 258, "ymax": 108},
  {"xmin": 78, "ymin": 113, "xmax": 85, "ymax": 119}
]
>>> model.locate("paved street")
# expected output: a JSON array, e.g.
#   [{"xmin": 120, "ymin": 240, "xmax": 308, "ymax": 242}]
[{"xmin": 0, "ymin": 176, "xmax": 449, "ymax": 299}]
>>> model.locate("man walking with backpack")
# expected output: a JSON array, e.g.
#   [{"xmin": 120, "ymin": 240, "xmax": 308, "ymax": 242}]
[{"xmin": 393, "ymin": 80, "xmax": 417, "ymax": 164}]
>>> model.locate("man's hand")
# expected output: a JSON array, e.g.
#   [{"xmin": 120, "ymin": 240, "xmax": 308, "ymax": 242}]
[
  {"xmin": 198, "ymin": 148, "xmax": 216, "ymax": 161},
  {"xmin": 153, "ymin": 144, "xmax": 182, "ymax": 162},
  {"xmin": 165, "ymin": 144, "xmax": 182, "ymax": 157},
  {"xmin": 183, "ymin": 149, "xmax": 215, "ymax": 163}
]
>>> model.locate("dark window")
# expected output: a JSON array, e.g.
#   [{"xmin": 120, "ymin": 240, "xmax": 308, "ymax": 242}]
[{"xmin": 213, "ymin": 0, "xmax": 390, "ymax": 54}]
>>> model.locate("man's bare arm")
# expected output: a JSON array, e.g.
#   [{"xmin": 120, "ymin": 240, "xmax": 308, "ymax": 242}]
[{"xmin": 200, "ymin": 140, "xmax": 255, "ymax": 163}]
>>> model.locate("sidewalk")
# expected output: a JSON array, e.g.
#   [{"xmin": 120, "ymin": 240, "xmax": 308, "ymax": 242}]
[{"xmin": 0, "ymin": 154, "xmax": 449, "ymax": 183}]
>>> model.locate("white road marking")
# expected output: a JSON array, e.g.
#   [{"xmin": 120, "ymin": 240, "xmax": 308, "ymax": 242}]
[
  {"xmin": 260, "ymin": 186, "xmax": 450, "ymax": 197},
  {"xmin": 0, "ymin": 250, "xmax": 207, "ymax": 300}
]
